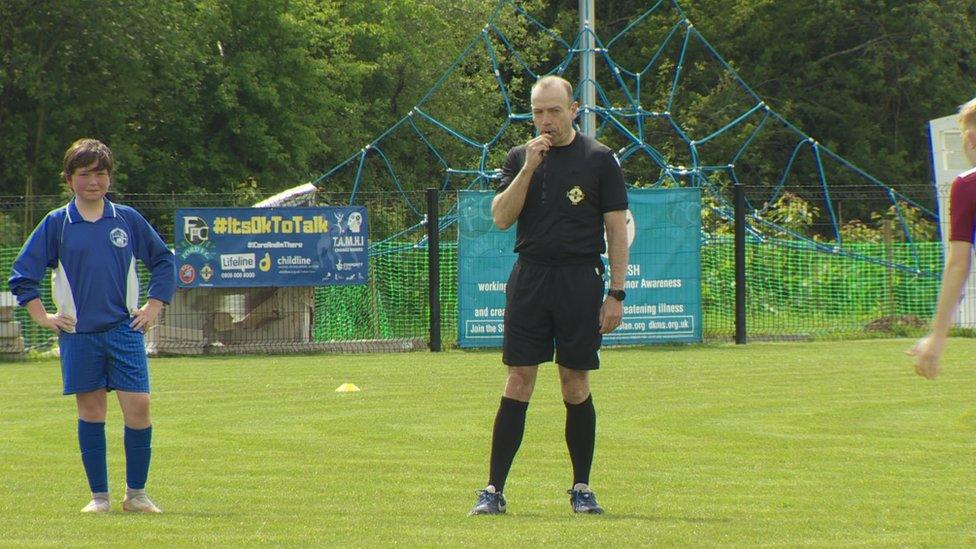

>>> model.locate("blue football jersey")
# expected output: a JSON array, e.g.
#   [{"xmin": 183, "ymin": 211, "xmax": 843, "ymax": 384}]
[{"xmin": 9, "ymin": 198, "xmax": 176, "ymax": 333}]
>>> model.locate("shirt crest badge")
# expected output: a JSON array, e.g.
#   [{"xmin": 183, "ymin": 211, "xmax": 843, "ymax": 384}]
[
  {"xmin": 109, "ymin": 228, "xmax": 129, "ymax": 248},
  {"xmin": 567, "ymin": 185, "xmax": 585, "ymax": 205}
]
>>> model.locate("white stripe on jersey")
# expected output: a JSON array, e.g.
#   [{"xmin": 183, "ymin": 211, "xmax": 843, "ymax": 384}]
[
  {"xmin": 126, "ymin": 257, "xmax": 140, "ymax": 313},
  {"xmin": 51, "ymin": 261, "xmax": 77, "ymax": 333},
  {"xmin": 52, "ymin": 208, "xmax": 78, "ymax": 332}
]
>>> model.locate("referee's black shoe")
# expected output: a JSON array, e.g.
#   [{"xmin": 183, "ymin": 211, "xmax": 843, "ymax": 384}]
[
  {"xmin": 469, "ymin": 485, "xmax": 507, "ymax": 515},
  {"xmin": 568, "ymin": 484, "xmax": 604, "ymax": 514}
]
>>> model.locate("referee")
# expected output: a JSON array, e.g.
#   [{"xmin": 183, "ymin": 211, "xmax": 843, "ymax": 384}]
[{"xmin": 469, "ymin": 75, "xmax": 629, "ymax": 515}]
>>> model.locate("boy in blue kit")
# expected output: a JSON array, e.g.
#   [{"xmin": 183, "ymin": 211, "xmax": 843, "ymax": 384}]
[{"xmin": 9, "ymin": 139, "xmax": 175, "ymax": 513}]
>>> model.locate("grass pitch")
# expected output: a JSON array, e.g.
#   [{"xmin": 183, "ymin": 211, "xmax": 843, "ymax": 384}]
[{"xmin": 0, "ymin": 339, "xmax": 973, "ymax": 546}]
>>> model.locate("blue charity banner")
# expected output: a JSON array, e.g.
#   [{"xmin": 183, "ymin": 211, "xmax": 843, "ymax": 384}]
[
  {"xmin": 174, "ymin": 206, "xmax": 368, "ymax": 288},
  {"xmin": 456, "ymin": 188, "xmax": 702, "ymax": 348}
]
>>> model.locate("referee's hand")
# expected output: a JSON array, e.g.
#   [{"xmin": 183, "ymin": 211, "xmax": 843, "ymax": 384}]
[
  {"xmin": 523, "ymin": 134, "xmax": 551, "ymax": 171},
  {"xmin": 599, "ymin": 298, "xmax": 623, "ymax": 334}
]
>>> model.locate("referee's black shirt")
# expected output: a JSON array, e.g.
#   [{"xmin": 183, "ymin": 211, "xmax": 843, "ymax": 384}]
[{"xmin": 497, "ymin": 133, "xmax": 628, "ymax": 265}]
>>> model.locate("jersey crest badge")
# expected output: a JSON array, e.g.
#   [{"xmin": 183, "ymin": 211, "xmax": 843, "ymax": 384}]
[
  {"xmin": 567, "ymin": 185, "xmax": 585, "ymax": 205},
  {"xmin": 109, "ymin": 228, "xmax": 129, "ymax": 248}
]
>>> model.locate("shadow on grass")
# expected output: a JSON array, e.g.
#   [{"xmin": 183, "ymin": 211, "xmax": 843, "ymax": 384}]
[
  {"xmin": 113, "ymin": 511, "xmax": 237, "ymax": 518},
  {"xmin": 504, "ymin": 512, "xmax": 731, "ymax": 524},
  {"xmin": 600, "ymin": 514, "xmax": 732, "ymax": 524}
]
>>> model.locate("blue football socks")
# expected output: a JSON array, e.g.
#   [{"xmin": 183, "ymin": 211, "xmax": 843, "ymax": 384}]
[
  {"xmin": 78, "ymin": 419, "xmax": 108, "ymax": 493},
  {"xmin": 124, "ymin": 425, "xmax": 153, "ymax": 490}
]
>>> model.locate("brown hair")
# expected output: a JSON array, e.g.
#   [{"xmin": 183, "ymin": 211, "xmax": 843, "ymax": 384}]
[
  {"xmin": 61, "ymin": 138, "xmax": 114, "ymax": 181},
  {"xmin": 959, "ymin": 97, "xmax": 976, "ymax": 132}
]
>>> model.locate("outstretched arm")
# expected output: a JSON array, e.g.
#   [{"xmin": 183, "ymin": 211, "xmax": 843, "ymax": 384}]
[{"xmin": 907, "ymin": 240, "xmax": 972, "ymax": 379}]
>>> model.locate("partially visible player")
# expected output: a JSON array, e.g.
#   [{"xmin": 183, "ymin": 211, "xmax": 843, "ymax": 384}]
[
  {"xmin": 8, "ymin": 139, "xmax": 176, "ymax": 512},
  {"xmin": 907, "ymin": 97, "xmax": 976, "ymax": 378}
]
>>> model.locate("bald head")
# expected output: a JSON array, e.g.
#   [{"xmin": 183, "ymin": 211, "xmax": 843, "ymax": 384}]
[
  {"xmin": 530, "ymin": 76, "xmax": 578, "ymax": 147},
  {"xmin": 531, "ymin": 76, "xmax": 574, "ymax": 105}
]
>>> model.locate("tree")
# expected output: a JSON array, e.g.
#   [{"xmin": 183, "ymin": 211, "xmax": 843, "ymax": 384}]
[
  {"xmin": 2, "ymin": 0, "xmax": 972, "ymax": 230},
  {"xmin": 0, "ymin": 0, "xmax": 159, "ymax": 232}
]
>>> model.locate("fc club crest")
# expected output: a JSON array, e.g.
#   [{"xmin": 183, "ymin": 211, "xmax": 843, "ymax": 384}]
[
  {"xmin": 183, "ymin": 216, "xmax": 210, "ymax": 244},
  {"xmin": 109, "ymin": 228, "xmax": 129, "ymax": 248}
]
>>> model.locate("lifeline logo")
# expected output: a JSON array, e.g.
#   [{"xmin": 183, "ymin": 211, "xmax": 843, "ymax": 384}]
[{"xmin": 221, "ymin": 253, "xmax": 255, "ymax": 271}]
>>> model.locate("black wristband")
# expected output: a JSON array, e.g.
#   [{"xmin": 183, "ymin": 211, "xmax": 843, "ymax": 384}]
[{"xmin": 607, "ymin": 289, "xmax": 626, "ymax": 301}]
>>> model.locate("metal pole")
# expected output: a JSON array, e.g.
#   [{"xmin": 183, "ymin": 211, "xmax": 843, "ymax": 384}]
[
  {"xmin": 734, "ymin": 180, "xmax": 747, "ymax": 344},
  {"xmin": 579, "ymin": 0, "xmax": 596, "ymax": 137},
  {"xmin": 426, "ymin": 188, "xmax": 441, "ymax": 352}
]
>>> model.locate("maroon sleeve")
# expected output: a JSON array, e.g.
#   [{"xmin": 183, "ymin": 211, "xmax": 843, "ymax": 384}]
[{"xmin": 949, "ymin": 176, "xmax": 976, "ymax": 243}]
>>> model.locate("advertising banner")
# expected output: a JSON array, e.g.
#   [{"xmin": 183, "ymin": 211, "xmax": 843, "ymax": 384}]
[
  {"xmin": 175, "ymin": 207, "xmax": 368, "ymax": 288},
  {"xmin": 457, "ymin": 188, "xmax": 701, "ymax": 347}
]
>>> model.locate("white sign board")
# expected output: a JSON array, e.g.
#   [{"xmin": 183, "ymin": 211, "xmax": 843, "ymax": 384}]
[{"xmin": 929, "ymin": 113, "xmax": 976, "ymax": 327}]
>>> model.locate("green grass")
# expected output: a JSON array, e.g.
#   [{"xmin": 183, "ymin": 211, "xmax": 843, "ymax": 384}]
[{"xmin": 1, "ymin": 339, "xmax": 974, "ymax": 546}]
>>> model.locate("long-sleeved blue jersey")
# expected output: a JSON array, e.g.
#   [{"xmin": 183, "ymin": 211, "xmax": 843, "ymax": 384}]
[{"xmin": 9, "ymin": 198, "xmax": 176, "ymax": 333}]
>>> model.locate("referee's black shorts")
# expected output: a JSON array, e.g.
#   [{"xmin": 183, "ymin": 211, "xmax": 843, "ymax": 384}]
[{"xmin": 502, "ymin": 256, "xmax": 606, "ymax": 370}]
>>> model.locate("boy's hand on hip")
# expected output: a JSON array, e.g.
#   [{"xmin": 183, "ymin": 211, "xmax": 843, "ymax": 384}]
[
  {"xmin": 130, "ymin": 299, "xmax": 163, "ymax": 332},
  {"xmin": 38, "ymin": 312, "xmax": 76, "ymax": 333}
]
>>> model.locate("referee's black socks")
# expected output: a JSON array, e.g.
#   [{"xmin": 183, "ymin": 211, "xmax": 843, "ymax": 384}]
[
  {"xmin": 488, "ymin": 396, "xmax": 529, "ymax": 493},
  {"xmin": 565, "ymin": 394, "xmax": 596, "ymax": 487}
]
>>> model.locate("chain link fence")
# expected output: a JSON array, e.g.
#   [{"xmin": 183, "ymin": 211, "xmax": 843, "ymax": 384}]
[{"xmin": 0, "ymin": 190, "xmax": 941, "ymax": 358}]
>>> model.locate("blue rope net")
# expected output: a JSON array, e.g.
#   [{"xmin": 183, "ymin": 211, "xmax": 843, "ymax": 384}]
[
  {"xmin": 1, "ymin": 1, "xmax": 941, "ymax": 353},
  {"xmin": 296, "ymin": 0, "xmax": 942, "ymax": 344},
  {"xmin": 310, "ymin": 0, "xmax": 937, "ymax": 279}
]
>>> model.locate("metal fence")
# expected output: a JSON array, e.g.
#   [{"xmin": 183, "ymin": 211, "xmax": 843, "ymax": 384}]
[{"xmin": 0, "ymin": 190, "xmax": 941, "ymax": 358}]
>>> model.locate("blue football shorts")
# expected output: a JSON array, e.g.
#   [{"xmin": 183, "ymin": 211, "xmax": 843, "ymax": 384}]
[{"xmin": 58, "ymin": 321, "xmax": 150, "ymax": 395}]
